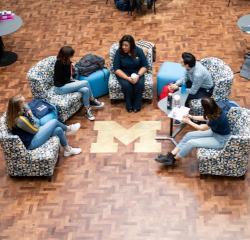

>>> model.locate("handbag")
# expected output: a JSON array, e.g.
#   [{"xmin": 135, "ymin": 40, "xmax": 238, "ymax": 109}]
[{"xmin": 28, "ymin": 99, "xmax": 57, "ymax": 119}]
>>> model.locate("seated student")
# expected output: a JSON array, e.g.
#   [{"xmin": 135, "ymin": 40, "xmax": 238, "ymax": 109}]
[
  {"xmin": 7, "ymin": 95, "xmax": 81, "ymax": 157},
  {"xmin": 113, "ymin": 35, "xmax": 148, "ymax": 112},
  {"xmin": 53, "ymin": 46, "xmax": 104, "ymax": 121},
  {"xmin": 155, "ymin": 97, "xmax": 231, "ymax": 166},
  {"xmin": 170, "ymin": 52, "xmax": 214, "ymax": 107}
]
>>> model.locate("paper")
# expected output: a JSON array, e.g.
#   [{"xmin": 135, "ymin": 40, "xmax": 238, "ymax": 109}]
[{"xmin": 168, "ymin": 106, "xmax": 190, "ymax": 121}]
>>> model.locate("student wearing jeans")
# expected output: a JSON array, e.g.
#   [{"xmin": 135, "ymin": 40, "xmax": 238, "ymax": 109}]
[
  {"xmin": 7, "ymin": 95, "xmax": 82, "ymax": 157},
  {"xmin": 155, "ymin": 97, "xmax": 231, "ymax": 166},
  {"xmin": 53, "ymin": 46, "xmax": 104, "ymax": 121}
]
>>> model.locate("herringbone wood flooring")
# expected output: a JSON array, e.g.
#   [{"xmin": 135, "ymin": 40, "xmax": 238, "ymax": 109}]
[{"xmin": 1, "ymin": 0, "xmax": 250, "ymax": 239}]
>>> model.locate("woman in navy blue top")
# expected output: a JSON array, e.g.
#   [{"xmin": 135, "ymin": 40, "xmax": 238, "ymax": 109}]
[
  {"xmin": 113, "ymin": 35, "xmax": 149, "ymax": 112},
  {"xmin": 155, "ymin": 97, "xmax": 231, "ymax": 166}
]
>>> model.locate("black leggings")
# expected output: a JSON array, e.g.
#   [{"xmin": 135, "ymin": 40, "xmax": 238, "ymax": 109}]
[{"xmin": 185, "ymin": 81, "xmax": 213, "ymax": 107}]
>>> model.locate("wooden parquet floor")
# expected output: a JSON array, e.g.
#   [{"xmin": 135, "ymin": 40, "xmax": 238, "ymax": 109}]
[{"xmin": 1, "ymin": 0, "xmax": 250, "ymax": 239}]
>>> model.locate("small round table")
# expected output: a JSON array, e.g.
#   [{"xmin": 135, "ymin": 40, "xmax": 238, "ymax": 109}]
[
  {"xmin": 0, "ymin": 15, "xmax": 23, "ymax": 67},
  {"xmin": 237, "ymin": 14, "xmax": 250, "ymax": 33}
]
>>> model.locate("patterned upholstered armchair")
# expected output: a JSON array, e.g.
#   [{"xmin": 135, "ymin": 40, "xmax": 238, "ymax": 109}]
[
  {"xmin": 189, "ymin": 57, "xmax": 233, "ymax": 116},
  {"xmin": 0, "ymin": 114, "xmax": 60, "ymax": 177},
  {"xmin": 198, "ymin": 107, "xmax": 250, "ymax": 177},
  {"xmin": 27, "ymin": 56, "xmax": 82, "ymax": 122},
  {"xmin": 108, "ymin": 40, "xmax": 153, "ymax": 101}
]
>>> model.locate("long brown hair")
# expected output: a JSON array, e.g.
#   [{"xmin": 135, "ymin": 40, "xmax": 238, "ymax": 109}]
[
  {"xmin": 57, "ymin": 46, "xmax": 75, "ymax": 65},
  {"xmin": 201, "ymin": 97, "xmax": 221, "ymax": 120},
  {"xmin": 6, "ymin": 95, "xmax": 24, "ymax": 130}
]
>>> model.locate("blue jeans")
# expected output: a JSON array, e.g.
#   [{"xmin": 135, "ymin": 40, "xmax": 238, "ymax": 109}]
[
  {"xmin": 117, "ymin": 76, "xmax": 145, "ymax": 110},
  {"xmin": 54, "ymin": 80, "xmax": 93, "ymax": 107},
  {"xmin": 28, "ymin": 119, "xmax": 68, "ymax": 150},
  {"xmin": 177, "ymin": 129, "xmax": 230, "ymax": 158}
]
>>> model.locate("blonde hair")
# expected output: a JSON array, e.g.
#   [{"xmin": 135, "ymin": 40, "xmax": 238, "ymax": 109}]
[{"xmin": 6, "ymin": 95, "xmax": 24, "ymax": 130}]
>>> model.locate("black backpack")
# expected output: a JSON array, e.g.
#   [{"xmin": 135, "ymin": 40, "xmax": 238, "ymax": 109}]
[{"xmin": 75, "ymin": 54, "xmax": 105, "ymax": 77}]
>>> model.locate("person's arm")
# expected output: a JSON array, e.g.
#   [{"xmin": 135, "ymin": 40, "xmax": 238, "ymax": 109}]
[
  {"xmin": 188, "ymin": 114, "xmax": 206, "ymax": 122},
  {"xmin": 187, "ymin": 73, "xmax": 203, "ymax": 95},
  {"xmin": 137, "ymin": 47, "xmax": 148, "ymax": 76},
  {"xmin": 16, "ymin": 116, "xmax": 39, "ymax": 134},
  {"xmin": 182, "ymin": 116, "xmax": 209, "ymax": 131}
]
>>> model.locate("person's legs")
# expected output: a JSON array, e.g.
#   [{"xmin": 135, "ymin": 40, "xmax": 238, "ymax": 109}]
[
  {"xmin": 155, "ymin": 130, "xmax": 214, "ymax": 165},
  {"xmin": 185, "ymin": 88, "xmax": 213, "ymax": 107},
  {"xmin": 117, "ymin": 77, "xmax": 134, "ymax": 111},
  {"xmin": 177, "ymin": 133, "xmax": 227, "ymax": 158},
  {"xmin": 28, "ymin": 119, "xmax": 68, "ymax": 149},
  {"xmin": 133, "ymin": 75, "xmax": 145, "ymax": 111}
]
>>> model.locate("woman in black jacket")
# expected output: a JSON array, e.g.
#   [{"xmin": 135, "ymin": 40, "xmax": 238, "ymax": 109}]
[{"xmin": 54, "ymin": 46, "xmax": 104, "ymax": 121}]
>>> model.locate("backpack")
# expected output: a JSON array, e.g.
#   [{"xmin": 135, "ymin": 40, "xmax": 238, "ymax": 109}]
[
  {"xmin": 28, "ymin": 99, "xmax": 57, "ymax": 119},
  {"xmin": 75, "ymin": 54, "xmax": 105, "ymax": 77},
  {"xmin": 159, "ymin": 84, "xmax": 174, "ymax": 100},
  {"xmin": 115, "ymin": 0, "xmax": 130, "ymax": 11},
  {"xmin": 240, "ymin": 53, "xmax": 250, "ymax": 80},
  {"xmin": 216, "ymin": 99, "xmax": 240, "ymax": 115}
]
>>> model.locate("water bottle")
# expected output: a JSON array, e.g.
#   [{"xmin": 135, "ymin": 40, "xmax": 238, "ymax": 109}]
[
  {"xmin": 173, "ymin": 94, "xmax": 181, "ymax": 108},
  {"xmin": 167, "ymin": 93, "xmax": 173, "ymax": 110},
  {"xmin": 181, "ymin": 83, "xmax": 187, "ymax": 94}
]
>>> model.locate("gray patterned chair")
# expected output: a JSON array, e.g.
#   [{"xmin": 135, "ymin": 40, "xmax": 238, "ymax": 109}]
[
  {"xmin": 0, "ymin": 114, "xmax": 60, "ymax": 177},
  {"xmin": 108, "ymin": 40, "xmax": 153, "ymax": 101},
  {"xmin": 189, "ymin": 57, "xmax": 233, "ymax": 116},
  {"xmin": 27, "ymin": 56, "xmax": 82, "ymax": 122},
  {"xmin": 198, "ymin": 107, "xmax": 250, "ymax": 177}
]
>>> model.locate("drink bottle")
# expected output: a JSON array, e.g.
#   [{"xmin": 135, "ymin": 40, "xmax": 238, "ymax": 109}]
[{"xmin": 167, "ymin": 93, "xmax": 173, "ymax": 110}]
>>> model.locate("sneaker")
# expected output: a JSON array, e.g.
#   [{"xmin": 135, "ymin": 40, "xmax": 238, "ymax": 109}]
[
  {"xmin": 64, "ymin": 146, "xmax": 82, "ymax": 157},
  {"xmin": 86, "ymin": 108, "xmax": 95, "ymax": 121},
  {"xmin": 66, "ymin": 123, "xmax": 81, "ymax": 135},
  {"xmin": 155, "ymin": 152, "xmax": 176, "ymax": 166},
  {"xmin": 90, "ymin": 98, "xmax": 104, "ymax": 109}
]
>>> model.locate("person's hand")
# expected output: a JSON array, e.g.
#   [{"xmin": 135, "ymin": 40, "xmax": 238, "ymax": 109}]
[
  {"xmin": 169, "ymin": 84, "xmax": 179, "ymax": 91},
  {"xmin": 182, "ymin": 116, "xmax": 192, "ymax": 124},
  {"xmin": 127, "ymin": 77, "xmax": 134, "ymax": 84},
  {"xmin": 132, "ymin": 75, "xmax": 139, "ymax": 84}
]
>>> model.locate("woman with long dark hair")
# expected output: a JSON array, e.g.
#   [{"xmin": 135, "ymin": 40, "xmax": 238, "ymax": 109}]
[
  {"xmin": 113, "ymin": 35, "xmax": 148, "ymax": 112},
  {"xmin": 54, "ymin": 46, "xmax": 104, "ymax": 121},
  {"xmin": 155, "ymin": 97, "xmax": 231, "ymax": 166},
  {"xmin": 7, "ymin": 95, "xmax": 81, "ymax": 157}
]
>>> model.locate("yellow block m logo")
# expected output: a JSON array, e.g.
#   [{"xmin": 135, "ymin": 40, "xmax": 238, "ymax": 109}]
[{"xmin": 91, "ymin": 121, "xmax": 161, "ymax": 153}]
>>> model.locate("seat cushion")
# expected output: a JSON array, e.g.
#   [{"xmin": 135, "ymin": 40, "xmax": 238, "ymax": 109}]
[
  {"xmin": 78, "ymin": 69, "xmax": 110, "ymax": 98},
  {"xmin": 157, "ymin": 62, "xmax": 186, "ymax": 96}
]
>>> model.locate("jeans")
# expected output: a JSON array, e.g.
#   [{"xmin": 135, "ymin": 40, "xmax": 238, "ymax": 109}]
[
  {"xmin": 54, "ymin": 80, "xmax": 93, "ymax": 107},
  {"xmin": 28, "ymin": 119, "xmax": 68, "ymax": 150},
  {"xmin": 117, "ymin": 75, "xmax": 145, "ymax": 110},
  {"xmin": 185, "ymin": 80, "xmax": 213, "ymax": 107},
  {"xmin": 177, "ymin": 129, "xmax": 230, "ymax": 158}
]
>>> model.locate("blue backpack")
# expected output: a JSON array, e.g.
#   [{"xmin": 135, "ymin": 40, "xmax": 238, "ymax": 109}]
[{"xmin": 216, "ymin": 99, "xmax": 240, "ymax": 115}]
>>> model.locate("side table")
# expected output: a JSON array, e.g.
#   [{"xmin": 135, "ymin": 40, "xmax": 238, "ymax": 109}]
[
  {"xmin": 155, "ymin": 90, "xmax": 188, "ymax": 145},
  {"xmin": 0, "ymin": 15, "xmax": 23, "ymax": 67}
]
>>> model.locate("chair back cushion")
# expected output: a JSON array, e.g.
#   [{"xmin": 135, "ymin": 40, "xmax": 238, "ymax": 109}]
[
  {"xmin": 0, "ymin": 114, "xmax": 28, "ymax": 158},
  {"xmin": 227, "ymin": 107, "xmax": 250, "ymax": 136},
  {"xmin": 200, "ymin": 57, "xmax": 233, "ymax": 100},
  {"xmin": 109, "ymin": 40, "xmax": 153, "ymax": 73},
  {"xmin": 27, "ymin": 56, "xmax": 57, "ymax": 98}
]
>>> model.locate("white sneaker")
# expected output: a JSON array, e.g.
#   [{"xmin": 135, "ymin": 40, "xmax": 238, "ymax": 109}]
[
  {"xmin": 66, "ymin": 123, "xmax": 81, "ymax": 135},
  {"xmin": 64, "ymin": 146, "xmax": 82, "ymax": 157},
  {"xmin": 86, "ymin": 108, "xmax": 95, "ymax": 121}
]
